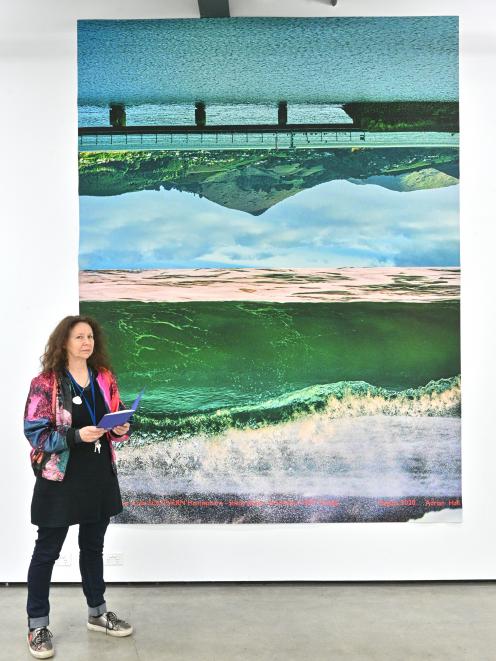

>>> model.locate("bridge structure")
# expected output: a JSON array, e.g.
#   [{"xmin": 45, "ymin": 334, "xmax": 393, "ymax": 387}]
[
  {"xmin": 79, "ymin": 100, "xmax": 459, "ymax": 151},
  {"xmin": 78, "ymin": 123, "xmax": 459, "ymax": 152}
]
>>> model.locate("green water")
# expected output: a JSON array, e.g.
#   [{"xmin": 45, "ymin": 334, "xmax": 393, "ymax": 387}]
[{"xmin": 80, "ymin": 300, "xmax": 460, "ymax": 416}]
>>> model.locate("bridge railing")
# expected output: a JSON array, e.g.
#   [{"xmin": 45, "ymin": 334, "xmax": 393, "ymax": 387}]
[{"xmin": 78, "ymin": 129, "xmax": 459, "ymax": 151}]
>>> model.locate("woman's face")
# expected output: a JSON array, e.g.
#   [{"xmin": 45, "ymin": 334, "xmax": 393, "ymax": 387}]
[{"xmin": 65, "ymin": 322, "xmax": 94, "ymax": 363}]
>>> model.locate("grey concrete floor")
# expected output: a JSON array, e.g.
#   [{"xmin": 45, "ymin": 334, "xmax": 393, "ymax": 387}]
[{"xmin": 1, "ymin": 582, "xmax": 496, "ymax": 661}]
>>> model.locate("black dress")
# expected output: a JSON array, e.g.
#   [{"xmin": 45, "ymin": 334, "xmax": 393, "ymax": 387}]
[{"xmin": 31, "ymin": 378, "xmax": 123, "ymax": 528}]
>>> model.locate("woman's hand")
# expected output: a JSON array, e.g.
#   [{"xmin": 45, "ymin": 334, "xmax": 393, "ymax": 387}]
[
  {"xmin": 112, "ymin": 422, "xmax": 130, "ymax": 436},
  {"xmin": 79, "ymin": 426, "xmax": 107, "ymax": 443}
]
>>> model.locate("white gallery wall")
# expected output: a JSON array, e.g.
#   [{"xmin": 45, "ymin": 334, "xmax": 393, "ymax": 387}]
[{"xmin": 1, "ymin": 0, "xmax": 495, "ymax": 582}]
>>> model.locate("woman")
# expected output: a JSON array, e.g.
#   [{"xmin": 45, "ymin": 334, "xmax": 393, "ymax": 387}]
[{"xmin": 23, "ymin": 315, "xmax": 133, "ymax": 659}]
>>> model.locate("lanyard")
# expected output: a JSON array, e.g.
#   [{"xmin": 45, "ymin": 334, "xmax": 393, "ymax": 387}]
[{"xmin": 66, "ymin": 367, "xmax": 97, "ymax": 426}]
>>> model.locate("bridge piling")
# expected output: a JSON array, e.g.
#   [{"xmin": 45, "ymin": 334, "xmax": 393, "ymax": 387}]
[{"xmin": 109, "ymin": 103, "xmax": 126, "ymax": 127}]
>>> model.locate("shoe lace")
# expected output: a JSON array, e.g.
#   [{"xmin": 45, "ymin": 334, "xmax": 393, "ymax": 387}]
[
  {"xmin": 33, "ymin": 627, "xmax": 53, "ymax": 648},
  {"xmin": 104, "ymin": 611, "xmax": 120, "ymax": 634}
]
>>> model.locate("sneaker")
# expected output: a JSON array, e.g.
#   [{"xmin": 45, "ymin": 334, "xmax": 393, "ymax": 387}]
[
  {"xmin": 87, "ymin": 610, "xmax": 133, "ymax": 637},
  {"xmin": 27, "ymin": 627, "xmax": 54, "ymax": 658}
]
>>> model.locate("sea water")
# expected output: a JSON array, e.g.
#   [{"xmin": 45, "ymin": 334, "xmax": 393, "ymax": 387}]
[{"xmin": 78, "ymin": 17, "xmax": 458, "ymax": 126}]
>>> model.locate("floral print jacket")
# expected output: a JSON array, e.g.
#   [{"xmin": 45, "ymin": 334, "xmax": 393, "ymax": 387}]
[{"xmin": 23, "ymin": 367, "xmax": 131, "ymax": 481}]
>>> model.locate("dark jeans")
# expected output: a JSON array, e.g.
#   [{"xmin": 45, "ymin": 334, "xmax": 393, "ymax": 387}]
[{"xmin": 26, "ymin": 518, "xmax": 110, "ymax": 629}]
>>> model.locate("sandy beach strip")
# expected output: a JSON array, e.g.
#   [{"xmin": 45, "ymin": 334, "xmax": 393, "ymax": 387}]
[{"xmin": 79, "ymin": 267, "xmax": 460, "ymax": 303}]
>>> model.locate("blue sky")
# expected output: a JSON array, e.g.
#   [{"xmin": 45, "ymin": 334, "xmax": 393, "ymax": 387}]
[{"xmin": 79, "ymin": 179, "xmax": 459, "ymax": 269}]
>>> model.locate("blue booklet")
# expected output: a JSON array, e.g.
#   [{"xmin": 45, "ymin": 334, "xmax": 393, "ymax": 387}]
[{"xmin": 97, "ymin": 388, "xmax": 144, "ymax": 430}]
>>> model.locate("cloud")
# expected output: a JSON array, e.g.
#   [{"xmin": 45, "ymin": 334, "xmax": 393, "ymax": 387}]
[{"xmin": 79, "ymin": 179, "xmax": 459, "ymax": 268}]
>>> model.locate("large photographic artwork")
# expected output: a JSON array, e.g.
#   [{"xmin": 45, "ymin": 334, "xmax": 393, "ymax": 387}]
[{"xmin": 78, "ymin": 17, "xmax": 460, "ymax": 523}]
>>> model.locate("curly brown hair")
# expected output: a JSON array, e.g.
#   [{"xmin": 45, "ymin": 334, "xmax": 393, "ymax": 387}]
[{"xmin": 41, "ymin": 315, "xmax": 113, "ymax": 375}]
